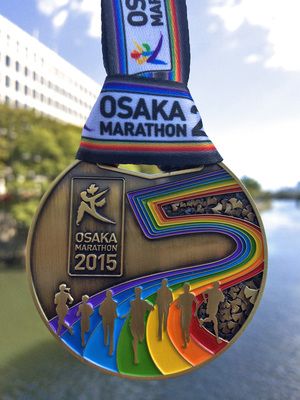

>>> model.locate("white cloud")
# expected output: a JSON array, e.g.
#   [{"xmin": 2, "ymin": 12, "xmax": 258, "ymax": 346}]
[
  {"xmin": 209, "ymin": 0, "xmax": 300, "ymax": 72},
  {"xmin": 37, "ymin": 0, "xmax": 69, "ymax": 15},
  {"xmin": 244, "ymin": 54, "xmax": 261, "ymax": 64},
  {"xmin": 52, "ymin": 9, "xmax": 69, "ymax": 29},
  {"xmin": 211, "ymin": 118, "xmax": 300, "ymax": 190},
  {"xmin": 36, "ymin": 0, "xmax": 100, "ymax": 37},
  {"xmin": 70, "ymin": 0, "xmax": 100, "ymax": 38}
]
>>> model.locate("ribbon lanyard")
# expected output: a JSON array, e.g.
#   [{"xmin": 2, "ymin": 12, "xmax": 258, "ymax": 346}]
[{"xmin": 77, "ymin": 0, "xmax": 222, "ymax": 168}]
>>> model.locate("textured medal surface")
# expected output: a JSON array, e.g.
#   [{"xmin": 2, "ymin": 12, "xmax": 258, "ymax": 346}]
[{"xmin": 27, "ymin": 162, "xmax": 267, "ymax": 379}]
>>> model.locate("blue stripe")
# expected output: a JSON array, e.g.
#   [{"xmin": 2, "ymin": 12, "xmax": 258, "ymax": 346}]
[
  {"xmin": 103, "ymin": 83, "xmax": 192, "ymax": 99},
  {"xmin": 114, "ymin": 0, "xmax": 127, "ymax": 73}
]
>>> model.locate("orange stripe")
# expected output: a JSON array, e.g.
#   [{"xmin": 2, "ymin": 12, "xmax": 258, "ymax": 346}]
[
  {"xmin": 167, "ymin": 301, "xmax": 212, "ymax": 366},
  {"xmin": 81, "ymin": 142, "xmax": 216, "ymax": 152}
]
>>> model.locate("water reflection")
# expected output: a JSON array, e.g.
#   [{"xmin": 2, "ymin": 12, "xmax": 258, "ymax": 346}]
[
  {"xmin": 1, "ymin": 201, "xmax": 300, "ymax": 400},
  {"xmin": 262, "ymin": 200, "xmax": 300, "ymax": 231}
]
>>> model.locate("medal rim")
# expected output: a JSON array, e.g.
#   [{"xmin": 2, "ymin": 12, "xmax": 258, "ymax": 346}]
[{"xmin": 26, "ymin": 161, "xmax": 268, "ymax": 380}]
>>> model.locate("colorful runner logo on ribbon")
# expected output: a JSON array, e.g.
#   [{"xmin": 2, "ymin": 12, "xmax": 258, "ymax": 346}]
[{"xmin": 131, "ymin": 34, "xmax": 167, "ymax": 66}]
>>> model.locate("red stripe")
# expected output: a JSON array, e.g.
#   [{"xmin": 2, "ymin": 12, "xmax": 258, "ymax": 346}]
[
  {"xmin": 190, "ymin": 263, "xmax": 264, "ymax": 354},
  {"xmin": 80, "ymin": 142, "xmax": 216, "ymax": 153}
]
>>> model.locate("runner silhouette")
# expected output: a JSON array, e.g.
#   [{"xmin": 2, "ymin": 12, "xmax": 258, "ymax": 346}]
[
  {"xmin": 156, "ymin": 279, "xmax": 173, "ymax": 340},
  {"xmin": 199, "ymin": 281, "xmax": 225, "ymax": 344},
  {"xmin": 129, "ymin": 287, "xmax": 154, "ymax": 365},
  {"xmin": 76, "ymin": 295, "xmax": 93, "ymax": 347},
  {"xmin": 177, "ymin": 283, "xmax": 198, "ymax": 348},
  {"xmin": 76, "ymin": 184, "xmax": 115, "ymax": 226},
  {"xmin": 54, "ymin": 283, "xmax": 74, "ymax": 336},
  {"xmin": 99, "ymin": 290, "xmax": 118, "ymax": 356}
]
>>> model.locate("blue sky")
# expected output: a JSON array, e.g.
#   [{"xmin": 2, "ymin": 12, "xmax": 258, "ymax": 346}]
[{"xmin": 1, "ymin": 0, "xmax": 300, "ymax": 190}]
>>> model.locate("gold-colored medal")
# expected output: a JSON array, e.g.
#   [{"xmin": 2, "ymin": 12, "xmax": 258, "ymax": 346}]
[{"xmin": 27, "ymin": 161, "xmax": 267, "ymax": 379}]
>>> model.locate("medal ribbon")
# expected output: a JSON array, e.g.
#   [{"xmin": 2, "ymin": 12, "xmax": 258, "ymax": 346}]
[{"xmin": 77, "ymin": 0, "xmax": 222, "ymax": 167}]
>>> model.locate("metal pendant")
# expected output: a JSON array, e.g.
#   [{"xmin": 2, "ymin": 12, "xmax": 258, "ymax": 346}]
[{"xmin": 27, "ymin": 162, "xmax": 267, "ymax": 379}]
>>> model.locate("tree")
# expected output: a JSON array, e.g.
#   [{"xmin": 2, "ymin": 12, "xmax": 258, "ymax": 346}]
[
  {"xmin": 0, "ymin": 105, "xmax": 80, "ymax": 263},
  {"xmin": 0, "ymin": 105, "xmax": 172, "ymax": 264},
  {"xmin": 241, "ymin": 176, "xmax": 262, "ymax": 198}
]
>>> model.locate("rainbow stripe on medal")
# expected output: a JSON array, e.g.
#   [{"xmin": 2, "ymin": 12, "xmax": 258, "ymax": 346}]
[{"xmin": 49, "ymin": 169, "xmax": 265, "ymax": 378}]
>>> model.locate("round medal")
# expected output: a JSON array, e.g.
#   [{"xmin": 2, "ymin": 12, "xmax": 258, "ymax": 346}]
[{"xmin": 27, "ymin": 161, "xmax": 267, "ymax": 379}]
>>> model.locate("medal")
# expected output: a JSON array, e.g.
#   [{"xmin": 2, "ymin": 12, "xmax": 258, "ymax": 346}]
[{"xmin": 27, "ymin": 0, "xmax": 267, "ymax": 380}]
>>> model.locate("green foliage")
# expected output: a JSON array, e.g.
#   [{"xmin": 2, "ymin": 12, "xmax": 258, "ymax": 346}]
[
  {"xmin": 0, "ymin": 106, "xmax": 161, "ymax": 233},
  {"xmin": 241, "ymin": 176, "xmax": 262, "ymax": 198},
  {"xmin": 120, "ymin": 164, "xmax": 160, "ymax": 174},
  {"xmin": 0, "ymin": 105, "xmax": 80, "ymax": 228}
]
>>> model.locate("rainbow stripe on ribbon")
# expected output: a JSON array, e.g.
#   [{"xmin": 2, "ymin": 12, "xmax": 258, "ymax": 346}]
[
  {"xmin": 112, "ymin": 0, "xmax": 127, "ymax": 74},
  {"xmin": 102, "ymin": 78, "xmax": 192, "ymax": 100},
  {"xmin": 165, "ymin": 0, "xmax": 182, "ymax": 81},
  {"xmin": 80, "ymin": 138, "xmax": 216, "ymax": 154},
  {"xmin": 78, "ymin": 76, "xmax": 222, "ymax": 165},
  {"xmin": 49, "ymin": 169, "xmax": 265, "ymax": 378}
]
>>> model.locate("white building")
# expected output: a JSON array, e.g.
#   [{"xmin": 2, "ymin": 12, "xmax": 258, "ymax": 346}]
[{"xmin": 0, "ymin": 15, "xmax": 98, "ymax": 126}]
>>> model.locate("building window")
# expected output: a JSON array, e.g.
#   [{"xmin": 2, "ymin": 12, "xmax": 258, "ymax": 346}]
[
  {"xmin": 41, "ymin": 94, "xmax": 44, "ymax": 102},
  {"xmin": 5, "ymin": 96, "xmax": 9, "ymax": 104},
  {"xmin": 33, "ymin": 71, "xmax": 37, "ymax": 81},
  {"xmin": 5, "ymin": 76, "xmax": 10, "ymax": 87},
  {"xmin": 16, "ymin": 61, "xmax": 20, "ymax": 72},
  {"xmin": 41, "ymin": 76, "xmax": 44, "ymax": 85},
  {"xmin": 5, "ymin": 56, "xmax": 10, "ymax": 67},
  {"xmin": 24, "ymin": 66, "xmax": 29, "ymax": 76},
  {"xmin": 15, "ymin": 81, "xmax": 20, "ymax": 91},
  {"xmin": 33, "ymin": 90, "xmax": 36, "ymax": 99},
  {"xmin": 24, "ymin": 85, "xmax": 28, "ymax": 95}
]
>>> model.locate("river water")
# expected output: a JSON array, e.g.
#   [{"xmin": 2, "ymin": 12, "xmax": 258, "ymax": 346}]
[{"xmin": 0, "ymin": 200, "xmax": 299, "ymax": 400}]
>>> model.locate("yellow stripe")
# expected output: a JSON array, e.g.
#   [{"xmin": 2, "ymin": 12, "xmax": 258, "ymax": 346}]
[{"xmin": 146, "ymin": 306, "xmax": 192, "ymax": 375}]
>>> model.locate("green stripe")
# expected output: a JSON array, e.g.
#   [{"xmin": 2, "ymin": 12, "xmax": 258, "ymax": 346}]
[{"xmin": 117, "ymin": 312, "xmax": 161, "ymax": 377}]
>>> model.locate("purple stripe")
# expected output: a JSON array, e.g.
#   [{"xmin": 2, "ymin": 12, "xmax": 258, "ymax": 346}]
[{"xmin": 103, "ymin": 82, "xmax": 190, "ymax": 97}]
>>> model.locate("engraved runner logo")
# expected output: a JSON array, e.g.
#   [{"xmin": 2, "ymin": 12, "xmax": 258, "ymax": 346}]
[
  {"xmin": 76, "ymin": 184, "xmax": 115, "ymax": 226},
  {"xmin": 69, "ymin": 178, "xmax": 124, "ymax": 277}
]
